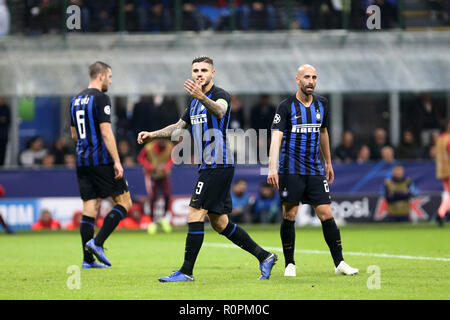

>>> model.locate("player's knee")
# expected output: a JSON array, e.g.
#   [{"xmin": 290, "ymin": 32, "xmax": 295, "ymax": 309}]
[
  {"xmin": 117, "ymin": 197, "xmax": 132, "ymax": 212},
  {"xmin": 283, "ymin": 210, "xmax": 297, "ymax": 221}
]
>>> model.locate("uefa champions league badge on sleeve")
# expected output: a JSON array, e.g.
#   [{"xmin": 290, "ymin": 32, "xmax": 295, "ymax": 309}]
[{"xmin": 104, "ymin": 105, "xmax": 111, "ymax": 115}]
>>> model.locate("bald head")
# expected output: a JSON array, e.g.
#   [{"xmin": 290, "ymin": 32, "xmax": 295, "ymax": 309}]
[
  {"xmin": 297, "ymin": 64, "xmax": 316, "ymax": 76},
  {"xmin": 296, "ymin": 64, "xmax": 317, "ymax": 97}
]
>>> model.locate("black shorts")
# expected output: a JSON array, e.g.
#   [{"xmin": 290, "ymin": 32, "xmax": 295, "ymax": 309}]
[
  {"xmin": 279, "ymin": 174, "xmax": 331, "ymax": 206},
  {"xmin": 76, "ymin": 165, "xmax": 129, "ymax": 201},
  {"xmin": 189, "ymin": 167, "xmax": 234, "ymax": 214}
]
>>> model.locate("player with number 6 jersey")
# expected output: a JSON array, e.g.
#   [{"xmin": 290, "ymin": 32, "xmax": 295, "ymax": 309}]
[
  {"xmin": 267, "ymin": 64, "xmax": 358, "ymax": 277},
  {"xmin": 70, "ymin": 61, "xmax": 132, "ymax": 269}
]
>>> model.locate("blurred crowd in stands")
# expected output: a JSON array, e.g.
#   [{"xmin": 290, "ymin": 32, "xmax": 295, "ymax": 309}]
[
  {"xmin": 0, "ymin": 91, "xmax": 447, "ymax": 168},
  {"xmin": 1, "ymin": 0, "xmax": 448, "ymax": 36}
]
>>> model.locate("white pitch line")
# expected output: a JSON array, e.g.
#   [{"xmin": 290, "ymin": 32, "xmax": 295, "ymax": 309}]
[{"xmin": 204, "ymin": 243, "xmax": 450, "ymax": 262}]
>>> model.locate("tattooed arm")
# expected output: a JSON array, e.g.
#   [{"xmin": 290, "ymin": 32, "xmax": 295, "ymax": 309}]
[{"xmin": 137, "ymin": 119, "xmax": 188, "ymax": 145}]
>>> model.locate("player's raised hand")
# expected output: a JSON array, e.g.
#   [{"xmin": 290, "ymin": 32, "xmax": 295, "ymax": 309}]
[
  {"xmin": 137, "ymin": 131, "xmax": 152, "ymax": 144},
  {"xmin": 184, "ymin": 79, "xmax": 204, "ymax": 100}
]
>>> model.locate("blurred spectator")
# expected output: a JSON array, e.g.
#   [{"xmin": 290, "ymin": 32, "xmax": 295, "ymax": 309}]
[
  {"xmin": 114, "ymin": 96, "xmax": 131, "ymax": 141},
  {"xmin": 239, "ymin": 1, "xmax": 276, "ymax": 31},
  {"xmin": 65, "ymin": 210, "xmax": 83, "ymax": 230},
  {"xmin": 152, "ymin": 95, "xmax": 180, "ymax": 129},
  {"xmin": 308, "ymin": 0, "xmax": 342, "ymax": 30},
  {"xmin": 64, "ymin": 154, "xmax": 77, "ymax": 168},
  {"xmin": 0, "ymin": 184, "xmax": 15, "ymax": 234},
  {"xmin": 85, "ymin": 0, "xmax": 117, "ymax": 32},
  {"xmin": 137, "ymin": 0, "xmax": 172, "ymax": 32},
  {"xmin": 50, "ymin": 136, "xmax": 72, "ymax": 165},
  {"xmin": 25, "ymin": 0, "xmax": 63, "ymax": 34},
  {"xmin": 251, "ymin": 181, "xmax": 280, "ymax": 223},
  {"xmin": 131, "ymin": 96, "xmax": 156, "ymax": 151},
  {"xmin": 396, "ymin": 130, "xmax": 422, "ymax": 160},
  {"xmin": 181, "ymin": 0, "xmax": 208, "ymax": 31},
  {"xmin": 383, "ymin": 164, "xmax": 413, "ymax": 222},
  {"xmin": 0, "ymin": 97, "xmax": 10, "ymax": 166},
  {"xmin": 416, "ymin": 93, "xmax": 443, "ymax": 147},
  {"xmin": 32, "ymin": 209, "xmax": 61, "ymax": 230},
  {"xmin": 381, "ymin": 145, "xmax": 395, "ymax": 164},
  {"xmin": 118, "ymin": 139, "xmax": 135, "ymax": 163},
  {"xmin": 0, "ymin": 0, "xmax": 10, "ymax": 36},
  {"xmin": 230, "ymin": 179, "xmax": 251, "ymax": 223},
  {"xmin": 356, "ymin": 144, "xmax": 371, "ymax": 164},
  {"xmin": 19, "ymin": 136, "xmax": 49, "ymax": 167},
  {"xmin": 121, "ymin": 202, "xmax": 152, "ymax": 229},
  {"xmin": 334, "ymin": 131, "xmax": 357, "ymax": 163},
  {"xmin": 42, "ymin": 154, "xmax": 56, "ymax": 167},
  {"xmin": 138, "ymin": 139, "xmax": 173, "ymax": 233},
  {"xmin": 368, "ymin": 128, "xmax": 391, "ymax": 160},
  {"xmin": 250, "ymin": 94, "xmax": 276, "ymax": 131},
  {"xmin": 229, "ymin": 95, "xmax": 246, "ymax": 129},
  {"xmin": 123, "ymin": 155, "xmax": 136, "ymax": 167}
]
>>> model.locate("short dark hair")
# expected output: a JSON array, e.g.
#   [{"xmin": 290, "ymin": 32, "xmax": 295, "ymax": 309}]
[
  {"xmin": 192, "ymin": 56, "xmax": 214, "ymax": 66},
  {"xmin": 89, "ymin": 61, "xmax": 111, "ymax": 79}
]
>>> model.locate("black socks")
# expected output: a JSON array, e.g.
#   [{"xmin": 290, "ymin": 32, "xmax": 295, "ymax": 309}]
[
  {"xmin": 280, "ymin": 219, "xmax": 296, "ymax": 267},
  {"xmin": 180, "ymin": 222, "xmax": 204, "ymax": 276},
  {"xmin": 80, "ymin": 215, "xmax": 95, "ymax": 263},
  {"xmin": 94, "ymin": 204, "xmax": 127, "ymax": 247},
  {"xmin": 321, "ymin": 218, "xmax": 344, "ymax": 267},
  {"xmin": 220, "ymin": 222, "xmax": 270, "ymax": 262}
]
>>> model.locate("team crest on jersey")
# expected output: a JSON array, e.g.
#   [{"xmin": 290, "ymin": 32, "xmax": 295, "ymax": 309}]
[
  {"xmin": 316, "ymin": 112, "xmax": 321, "ymax": 120},
  {"xmin": 273, "ymin": 114, "xmax": 281, "ymax": 124},
  {"xmin": 200, "ymin": 104, "xmax": 205, "ymax": 111}
]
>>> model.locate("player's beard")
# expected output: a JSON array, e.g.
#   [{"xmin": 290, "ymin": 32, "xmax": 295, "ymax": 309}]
[
  {"xmin": 101, "ymin": 82, "xmax": 109, "ymax": 92},
  {"xmin": 301, "ymin": 84, "xmax": 314, "ymax": 96}
]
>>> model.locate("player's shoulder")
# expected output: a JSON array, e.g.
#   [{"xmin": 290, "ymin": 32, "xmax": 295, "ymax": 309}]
[
  {"xmin": 314, "ymin": 94, "xmax": 328, "ymax": 106},
  {"xmin": 211, "ymin": 85, "xmax": 231, "ymax": 100},
  {"xmin": 277, "ymin": 95, "xmax": 295, "ymax": 110}
]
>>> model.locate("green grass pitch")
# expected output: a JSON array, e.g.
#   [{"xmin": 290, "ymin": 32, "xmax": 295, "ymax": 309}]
[{"xmin": 0, "ymin": 223, "xmax": 449, "ymax": 300}]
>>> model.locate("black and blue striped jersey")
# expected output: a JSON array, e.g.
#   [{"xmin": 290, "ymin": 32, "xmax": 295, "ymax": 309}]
[
  {"xmin": 271, "ymin": 94, "xmax": 329, "ymax": 175},
  {"xmin": 181, "ymin": 85, "xmax": 234, "ymax": 170},
  {"xmin": 70, "ymin": 88, "xmax": 113, "ymax": 167}
]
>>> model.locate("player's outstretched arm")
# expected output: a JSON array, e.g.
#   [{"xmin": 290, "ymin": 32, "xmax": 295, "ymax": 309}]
[
  {"xmin": 319, "ymin": 128, "xmax": 334, "ymax": 184},
  {"xmin": 137, "ymin": 119, "xmax": 188, "ymax": 145},
  {"xmin": 267, "ymin": 130, "xmax": 283, "ymax": 190}
]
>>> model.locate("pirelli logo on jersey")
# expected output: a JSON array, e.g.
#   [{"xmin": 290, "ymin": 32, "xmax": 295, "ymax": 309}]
[
  {"xmin": 191, "ymin": 114, "xmax": 207, "ymax": 125},
  {"xmin": 292, "ymin": 123, "xmax": 321, "ymax": 133},
  {"xmin": 74, "ymin": 96, "xmax": 90, "ymax": 106}
]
